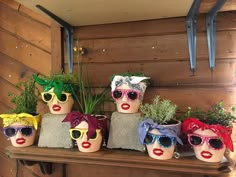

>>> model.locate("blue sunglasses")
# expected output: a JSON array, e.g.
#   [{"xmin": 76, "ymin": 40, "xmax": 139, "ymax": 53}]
[{"xmin": 144, "ymin": 133, "xmax": 176, "ymax": 148}]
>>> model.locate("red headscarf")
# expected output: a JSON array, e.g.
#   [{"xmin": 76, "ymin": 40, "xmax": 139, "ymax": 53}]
[
  {"xmin": 62, "ymin": 112, "xmax": 107, "ymax": 140},
  {"xmin": 182, "ymin": 118, "xmax": 234, "ymax": 152}
]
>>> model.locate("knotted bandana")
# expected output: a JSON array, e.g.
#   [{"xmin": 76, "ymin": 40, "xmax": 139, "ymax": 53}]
[
  {"xmin": 138, "ymin": 119, "xmax": 183, "ymax": 145},
  {"xmin": 62, "ymin": 112, "xmax": 107, "ymax": 140},
  {"xmin": 0, "ymin": 113, "xmax": 40, "ymax": 129},
  {"xmin": 182, "ymin": 117, "xmax": 234, "ymax": 152},
  {"xmin": 33, "ymin": 74, "xmax": 78, "ymax": 100},
  {"xmin": 111, "ymin": 75, "xmax": 150, "ymax": 93}
]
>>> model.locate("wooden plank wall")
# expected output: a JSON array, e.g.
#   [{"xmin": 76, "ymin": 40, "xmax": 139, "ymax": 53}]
[
  {"xmin": 0, "ymin": 0, "xmax": 63, "ymax": 176},
  {"xmin": 0, "ymin": 0, "xmax": 236, "ymax": 177}
]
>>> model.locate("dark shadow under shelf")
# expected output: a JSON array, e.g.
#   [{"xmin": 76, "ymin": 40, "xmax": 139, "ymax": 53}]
[{"xmin": 6, "ymin": 146, "xmax": 231, "ymax": 176}]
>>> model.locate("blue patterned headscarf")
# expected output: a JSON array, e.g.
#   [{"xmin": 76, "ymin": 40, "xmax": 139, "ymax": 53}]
[{"xmin": 138, "ymin": 119, "xmax": 183, "ymax": 145}]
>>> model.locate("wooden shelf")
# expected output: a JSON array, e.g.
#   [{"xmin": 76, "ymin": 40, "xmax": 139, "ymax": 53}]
[{"xmin": 6, "ymin": 146, "xmax": 230, "ymax": 176}]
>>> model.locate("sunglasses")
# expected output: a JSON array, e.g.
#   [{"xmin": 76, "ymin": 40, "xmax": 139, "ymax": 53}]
[
  {"xmin": 144, "ymin": 133, "xmax": 175, "ymax": 148},
  {"xmin": 69, "ymin": 128, "xmax": 101, "ymax": 141},
  {"xmin": 112, "ymin": 89, "xmax": 140, "ymax": 101},
  {"xmin": 41, "ymin": 92, "xmax": 71, "ymax": 103},
  {"xmin": 187, "ymin": 134, "xmax": 224, "ymax": 150},
  {"xmin": 3, "ymin": 126, "xmax": 34, "ymax": 138}
]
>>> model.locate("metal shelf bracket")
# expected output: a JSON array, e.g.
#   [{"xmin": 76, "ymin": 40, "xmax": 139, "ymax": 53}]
[
  {"xmin": 36, "ymin": 4, "xmax": 74, "ymax": 74},
  {"xmin": 206, "ymin": 0, "xmax": 227, "ymax": 70},
  {"xmin": 186, "ymin": 0, "xmax": 202, "ymax": 73}
]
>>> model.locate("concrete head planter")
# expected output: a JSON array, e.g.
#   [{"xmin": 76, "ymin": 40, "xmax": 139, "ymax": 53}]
[
  {"xmin": 182, "ymin": 118, "xmax": 234, "ymax": 162},
  {"xmin": 111, "ymin": 73, "xmax": 150, "ymax": 113},
  {"xmin": 0, "ymin": 113, "xmax": 40, "ymax": 147},
  {"xmin": 63, "ymin": 112, "xmax": 107, "ymax": 152},
  {"xmin": 139, "ymin": 119, "xmax": 183, "ymax": 160},
  {"xmin": 33, "ymin": 74, "xmax": 78, "ymax": 114}
]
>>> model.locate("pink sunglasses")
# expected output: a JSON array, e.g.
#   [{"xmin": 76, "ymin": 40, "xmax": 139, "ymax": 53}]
[
  {"xmin": 187, "ymin": 133, "xmax": 224, "ymax": 150},
  {"xmin": 111, "ymin": 89, "xmax": 140, "ymax": 101}
]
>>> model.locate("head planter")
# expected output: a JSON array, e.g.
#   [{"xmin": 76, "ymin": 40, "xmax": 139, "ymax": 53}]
[
  {"xmin": 111, "ymin": 75, "xmax": 150, "ymax": 99},
  {"xmin": 33, "ymin": 74, "xmax": 78, "ymax": 101},
  {"xmin": 0, "ymin": 113, "xmax": 40, "ymax": 130},
  {"xmin": 62, "ymin": 112, "xmax": 107, "ymax": 140},
  {"xmin": 182, "ymin": 117, "xmax": 234, "ymax": 152},
  {"xmin": 138, "ymin": 119, "xmax": 183, "ymax": 145}
]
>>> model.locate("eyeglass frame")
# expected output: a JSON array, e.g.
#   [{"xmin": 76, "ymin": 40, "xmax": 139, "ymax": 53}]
[
  {"xmin": 187, "ymin": 133, "xmax": 224, "ymax": 150},
  {"xmin": 3, "ymin": 126, "xmax": 34, "ymax": 138},
  {"xmin": 41, "ymin": 92, "xmax": 71, "ymax": 103},
  {"xmin": 69, "ymin": 128, "xmax": 101, "ymax": 141},
  {"xmin": 111, "ymin": 89, "xmax": 141, "ymax": 101},
  {"xmin": 144, "ymin": 132, "xmax": 176, "ymax": 148}
]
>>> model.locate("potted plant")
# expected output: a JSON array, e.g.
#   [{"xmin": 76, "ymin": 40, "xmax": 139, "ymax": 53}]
[
  {"xmin": 62, "ymin": 42, "xmax": 110, "ymax": 152},
  {"xmin": 138, "ymin": 95, "xmax": 183, "ymax": 160},
  {"xmin": 33, "ymin": 73, "xmax": 79, "ymax": 115},
  {"xmin": 0, "ymin": 77, "xmax": 40, "ymax": 147},
  {"xmin": 181, "ymin": 102, "xmax": 235, "ymax": 162}
]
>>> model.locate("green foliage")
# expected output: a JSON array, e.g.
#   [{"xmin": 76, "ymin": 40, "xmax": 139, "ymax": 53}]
[
  {"xmin": 179, "ymin": 101, "xmax": 236, "ymax": 126},
  {"xmin": 8, "ymin": 77, "xmax": 40, "ymax": 114},
  {"xmin": 46, "ymin": 73, "xmax": 78, "ymax": 85},
  {"xmin": 139, "ymin": 95, "xmax": 178, "ymax": 124},
  {"xmin": 74, "ymin": 40, "xmax": 110, "ymax": 114}
]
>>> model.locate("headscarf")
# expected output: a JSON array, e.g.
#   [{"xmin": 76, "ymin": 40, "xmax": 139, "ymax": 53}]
[
  {"xmin": 138, "ymin": 119, "xmax": 183, "ymax": 145},
  {"xmin": 62, "ymin": 112, "xmax": 107, "ymax": 140},
  {"xmin": 111, "ymin": 75, "xmax": 150, "ymax": 99},
  {"xmin": 0, "ymin": 113, "xmax": 40, "ymax": 130},
  {"xmin": 182, "ymin": 117, "xmax": 234, "ymax": 152},
  {"xmin": 33, "ymin": 74, "xmax": 78, "ymax": 100}
]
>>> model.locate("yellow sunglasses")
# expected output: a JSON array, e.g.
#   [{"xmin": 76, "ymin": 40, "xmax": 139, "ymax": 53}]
[
  {"xmin": 69, "ymin": 128, "xmax": 101, "ymax": 140},
  {"xmin": 41, "ymin": 92, "xmax": 71, "ymax": 103}
]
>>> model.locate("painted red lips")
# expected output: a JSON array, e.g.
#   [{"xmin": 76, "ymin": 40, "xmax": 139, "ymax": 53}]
[
  {"xmin": 52, "ymin": 105, "xmax": 61, "ymax": 111},
  {"xmin": 16, "ymin": 138, "xmax": 26, "ymax": 145},
  {"xmin": 121, "ymin": 103, "xmax": 130, "ymax": 110},
  {"xmin": 82, "ymin": 142, "xmax": 91, "ymax": 149},
  {"xmin": 201, "ymin": 151, "xmax": 212, "ymax": 159},
  {"xmin": 153, "ymin": 148, "xmax": 164, "ymax": 156}
]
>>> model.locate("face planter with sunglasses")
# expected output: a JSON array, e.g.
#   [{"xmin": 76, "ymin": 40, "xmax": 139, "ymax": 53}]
[
  {"xmin": 63, "ymin": 112, "xmax": 107, "ymax": 153},
  {"xmin": 111, "ymin": 75, "xmax": 150, "ymax": 114},
  {"xmin": 138, "ymin": 119, "xmax": 183, "ymax": 160},
  {"xmin": 0, "ymin": 113, "xmax": 40, "ymax": 147},
  {"xmin": 70, "ymin": 121, "xmax": 103, "ymax": 152},
  {"xmin": 188, "ymin": 129, "xmax": 226, "ymax": 162},
  {"xmin": 4, "ymin": 123, "xmax": 36, "ymax": 147},
  {"xmin": 42, "ymin": 88, "xmax": 74, "ymax": 114},
  {"xmin": 112, "ymin": 85, "xmax": 143, "ymax": 113},
  {"xmin": 182, "ymin": 118, "xmax": 234, "ymax": 163},
  {"xmin": 145, "ymin": 129, "xmax": 176, "ymax": 160}
]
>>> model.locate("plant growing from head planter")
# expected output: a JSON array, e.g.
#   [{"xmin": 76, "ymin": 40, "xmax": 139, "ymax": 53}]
[
  {"xmin": 181, "ymin": 101, "xmax": 235, "ymax": 162},
  {"xmin": 0, "ymin": 77, "xmax": 41, "ymax": 147},
  {"xmin": 62, "ymin": 40, "xmax": 110, "ymax": 152},
  {"xmin": 138, "ymin": 95, "xmax": 182, "ymax": 160},
  {"xmin": 33, "ymin": 73, "xmax": 79, "ymax": 115}
]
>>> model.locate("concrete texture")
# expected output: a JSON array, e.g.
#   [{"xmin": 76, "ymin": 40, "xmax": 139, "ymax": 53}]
[
  {"xmin": 38, "ymin": 113, "xmax": 73, "ymax": 148},
  {"xmin": 107, "ymin": 111, "xmax": 145, "ymax": 151}
]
